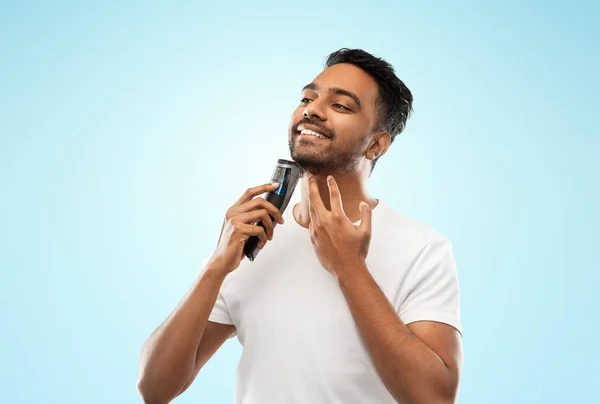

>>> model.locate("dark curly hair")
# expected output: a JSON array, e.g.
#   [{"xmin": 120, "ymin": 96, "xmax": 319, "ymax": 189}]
[{"xmin": 325, "ymin": 48, "xmax": 413, "ymax": 174}]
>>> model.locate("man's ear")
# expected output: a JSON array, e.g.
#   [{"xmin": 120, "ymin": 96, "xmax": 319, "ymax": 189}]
[{"xmin": 366, "ymin": 131, "xmax": 391, "ymax": 161}]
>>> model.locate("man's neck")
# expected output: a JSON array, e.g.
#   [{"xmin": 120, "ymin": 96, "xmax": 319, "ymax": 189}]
[{"xmin": 292, "ymin": 172, "xmax": 379, "ymax": 229}]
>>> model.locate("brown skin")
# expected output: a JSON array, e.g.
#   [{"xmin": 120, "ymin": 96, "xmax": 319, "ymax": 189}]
[
  {"xmin": 138, "ymin": 63, "xmax": 462, "ymax": 404},
  {"xmin": 307, "ymin": 173, "xmax": 463, "ymax": 404},
  {"xmin": 288, "ymin": 63, "xmax": 388, "ymax": 224},
  {"xmin": 288, "ymin": 63, "xmax": 463, "ymax": 403},
  {"xmin": 137, "ymin": 183, "xmax": 284, "ymax": 404}
]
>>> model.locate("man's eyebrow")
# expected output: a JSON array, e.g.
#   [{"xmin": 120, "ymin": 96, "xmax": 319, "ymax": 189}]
[
  {"xmin": 302, "ymin": 82, "xmax": 318, "ymax": 92},
  {"xmin": 302, "ymin": 82, "xmax": 362, "ymax": 110}
]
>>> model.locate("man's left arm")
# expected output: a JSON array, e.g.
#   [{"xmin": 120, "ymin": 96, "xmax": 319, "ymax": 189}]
[
  {"xmin": 306, "ymin": 174, "xmax": 462, "ymax": 404},
  {"xmin": 336, "ymin": 260, "xmax": 463, "ymax": 404}
]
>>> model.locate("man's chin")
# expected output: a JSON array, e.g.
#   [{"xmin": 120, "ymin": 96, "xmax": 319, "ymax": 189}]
[{"xmin": 290, "ymin": 157, "xmax": 330, "ymax": 175}]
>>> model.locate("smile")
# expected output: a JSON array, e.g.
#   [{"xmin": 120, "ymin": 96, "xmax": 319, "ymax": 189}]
[{"xmin": 298, "ymin": 128, "xmax": 328, "ymax": 139}]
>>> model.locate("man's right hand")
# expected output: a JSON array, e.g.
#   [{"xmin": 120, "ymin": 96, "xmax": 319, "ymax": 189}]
[
  {"xmin": 138, "ymin": 183, "xmax": 285, "ymax": 403},
  {"xmin": 210, "ymin": 182, "xmax": 285, "ymax": 273}
]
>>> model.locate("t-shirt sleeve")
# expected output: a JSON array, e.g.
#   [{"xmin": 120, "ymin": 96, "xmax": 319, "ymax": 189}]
[
  {"xmin": 397, "ymin": 236, "xmax": 462, "ymax": 335},
  {"xmin": 208, "ymin": 291, "xmax": 235, "ymax": 326},
  {"xmin": 197, "ymin": 251, "xmax": 236, "ymax": 329}
]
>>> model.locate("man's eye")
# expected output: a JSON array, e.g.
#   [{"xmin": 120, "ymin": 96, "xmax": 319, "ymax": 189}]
[
  {"xmin": 300, "ymin": 98, "xmax": 312, "ymax": 103},
  {"xmin": 333, "ymin": 104, "xmax": 350, "ymax": 110}
]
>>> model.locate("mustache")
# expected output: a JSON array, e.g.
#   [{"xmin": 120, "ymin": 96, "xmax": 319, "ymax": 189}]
[{"xmin": 294, "ymin": 119, "xmax": 334, "ymax": 138}]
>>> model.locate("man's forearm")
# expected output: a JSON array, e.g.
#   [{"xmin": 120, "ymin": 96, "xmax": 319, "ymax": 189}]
[
  {"xmin": 137, "ymin": 260, "xmax": 228, "ymax": 402},
  {"xmin": 336, "ymin": 261, "xmax": 457, "ymax": 404}
]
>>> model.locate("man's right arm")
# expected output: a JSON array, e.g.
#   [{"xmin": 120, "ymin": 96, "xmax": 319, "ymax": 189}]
[
  {"xmin": 136, "ymin": 182, "xmax": 284, "ymax": 403},
  {"xmin": 136, "ymin": 260, "xmax": 234, "ymax": 404}
]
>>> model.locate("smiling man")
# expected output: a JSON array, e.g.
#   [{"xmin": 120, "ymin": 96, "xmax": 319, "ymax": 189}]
[{"xmin": 138, "ymin": 48, "xmax": 463, "ymax": 404}]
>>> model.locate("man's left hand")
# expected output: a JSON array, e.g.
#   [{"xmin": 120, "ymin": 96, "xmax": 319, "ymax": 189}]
[{"xmin": 307, "ymin": 173, "xmax": 373, "ymax": 276}]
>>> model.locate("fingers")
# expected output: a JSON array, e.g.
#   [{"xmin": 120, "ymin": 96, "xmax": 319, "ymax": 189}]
[
  {"xmin": 235, "ymin": 209, "xmax": 275, "ymax": 240},
  {"xmin": 308, "ymin": 199, "xmax": 319, "ymax": 228},
  {"xmin": 359, "ymin": 201, "xmax": 372, "ymax": 232},
  {"xmin": 326, "ymin": 175, "xmax": 345, "ymax": 217},
  {"xmin": 235, "ymin": 222, "xmax": 267, "ymax": 246},
  {"xmin": 307, "ymin": 174, "xmax": 326, "ymax": 218},
  {"xmin": 228, "ymin": 184, "xmax": 284, "ymax": 225},
  {"xmin": 240, "ymin": 197, "xmax": 284, "ymax": 225},
  {"xmin": 223, "ymin": 181, "xmax": 286, "ymax": 254},
  {"xmin": 235, "ymin": 182, "xmax": 280, "ymax": 206}
]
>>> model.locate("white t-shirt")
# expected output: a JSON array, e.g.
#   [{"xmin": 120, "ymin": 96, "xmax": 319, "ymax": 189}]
[{"xmin": 202, "ymin": 198, "xmax": 461, "ymax": 404}]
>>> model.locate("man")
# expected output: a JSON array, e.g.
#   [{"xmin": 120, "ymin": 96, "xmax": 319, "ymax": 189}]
[{"xmin": 137, "ymin": 48, "xmax": 463, "ymax": 404}]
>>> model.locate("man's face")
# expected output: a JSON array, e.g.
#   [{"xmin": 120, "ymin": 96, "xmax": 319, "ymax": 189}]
[{"xmin": 288, "ymin": 63, "xmax": 381, "ymax": 175}]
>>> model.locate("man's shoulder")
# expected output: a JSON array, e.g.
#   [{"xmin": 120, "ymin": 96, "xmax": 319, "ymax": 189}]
[{"xmin": 376, "ymin": 201, "xmax": 448, "ymax": 248}]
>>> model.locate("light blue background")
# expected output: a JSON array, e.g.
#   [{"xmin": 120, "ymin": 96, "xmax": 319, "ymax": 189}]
[{"xmin": 1, "ymin": 1, "xmax": 597, "ymax": 403}]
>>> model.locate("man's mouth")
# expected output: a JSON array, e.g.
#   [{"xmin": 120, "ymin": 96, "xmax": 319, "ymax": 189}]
[{"xmin": 296, "ymin": 124, "xmax": 330, "ymax": 140}]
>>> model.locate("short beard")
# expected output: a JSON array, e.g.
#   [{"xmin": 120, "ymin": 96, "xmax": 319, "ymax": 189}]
[{"xmin": 288, "ymin": 139, "xmax": 362, "ymax": 176}]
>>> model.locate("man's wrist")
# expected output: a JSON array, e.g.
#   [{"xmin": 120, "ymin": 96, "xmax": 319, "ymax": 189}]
[
  {"xmin": 204, "ymin": 258, "xmax": 232, "ymax": 281},
  {"xmin": 334, "ymin": 258, "xmax": 369, "ymax": 286}
]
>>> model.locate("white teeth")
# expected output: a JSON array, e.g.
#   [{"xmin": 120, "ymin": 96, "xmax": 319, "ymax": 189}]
[{"xmin": 300, "ymin": 129, "xmax": 327, "ymax": 139}]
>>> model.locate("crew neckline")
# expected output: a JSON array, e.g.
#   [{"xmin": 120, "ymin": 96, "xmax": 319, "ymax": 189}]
[{"xmin": 287, "ymin": 199, "xmax": 382, "ymax": 230}]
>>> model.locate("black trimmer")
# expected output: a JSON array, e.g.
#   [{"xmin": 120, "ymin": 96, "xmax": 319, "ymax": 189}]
[{"xmin": 243, "ymin": 159, "xmax": 304, "ymax": 261}]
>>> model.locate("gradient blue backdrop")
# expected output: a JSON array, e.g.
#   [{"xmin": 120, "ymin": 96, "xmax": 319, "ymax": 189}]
[{"xmin": 1, "ymin": 1, "xmax": 597, "ymax": 403}]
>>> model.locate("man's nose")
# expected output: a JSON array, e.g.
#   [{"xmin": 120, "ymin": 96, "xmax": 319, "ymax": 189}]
[{"xmin": 304, "ymin": 99, "xmax": 327, "ymax": 121}]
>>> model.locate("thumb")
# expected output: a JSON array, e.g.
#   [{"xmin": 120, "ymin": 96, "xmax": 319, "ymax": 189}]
[{"xmin": 359, "ymin": 201, "xmax": 372, "ymax": 232}]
